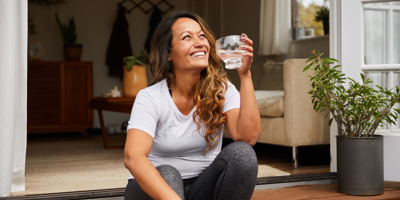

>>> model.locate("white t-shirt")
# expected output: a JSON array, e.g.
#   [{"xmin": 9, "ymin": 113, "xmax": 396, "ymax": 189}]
[{"xmin": 127, "ymin": 79, "xmax": 240, "ymax": 179}]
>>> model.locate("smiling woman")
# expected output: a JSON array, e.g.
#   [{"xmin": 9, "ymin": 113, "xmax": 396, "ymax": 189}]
[{"xmin": 123, "ymin": 11, "xmax": 261, "ymax": 200}]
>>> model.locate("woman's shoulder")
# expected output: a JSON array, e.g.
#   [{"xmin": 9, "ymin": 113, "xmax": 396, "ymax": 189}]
[
  {"xmin": 138, "ymin": 79, "xmax": 166, "ymax": 97},
  {"xmin": 135, "ymin": 79, "xmax": 169, "ymax": 109}
]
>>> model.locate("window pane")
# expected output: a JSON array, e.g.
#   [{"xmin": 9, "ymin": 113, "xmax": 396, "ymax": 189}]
[
  {"xmin": 365, "ymin": 71, "xmax": 388, "ymax": 130},
  {"xmin": 364, "ymin": 10, "xmax": 388, "ymax": 64},
  {"xmin": 368, "ymin": 2, "xmax": 388, "ymax": 5},
  {"xmin": 394, "ymin": 11, "xmax": 400, "ymax": 64},
  {"xmin": 393, "ymin": 72, "xmax": 400, "ymax": 128},
  {"xmin": 295, "ymin": 0, "xmax": 327, "ymax": 38},
  {"xmin": 365, "ymin": 71, "xmax": 387, "ymax": 89},
  {"xmin": 393, "ymin": 2, "xmax": 400, "ymax": 6}
]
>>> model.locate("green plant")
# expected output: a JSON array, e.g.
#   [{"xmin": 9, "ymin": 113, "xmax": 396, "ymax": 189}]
[
  {"xmin": 304, "ymin": 50, "xmax": 400, "ymax": 137},
  {"xmin": 55, "ymin": 12, "xmax": 77, "ymax": 45},
  {"xmin": 314, "ymin": 6, "xmax": 329, "ymax": 22},
  {"xmin": 123, "ymin": 50, "xmax": 148, "ymax": 71}
]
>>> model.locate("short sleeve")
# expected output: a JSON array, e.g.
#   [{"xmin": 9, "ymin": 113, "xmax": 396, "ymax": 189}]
[
  {"xmin": 127, "ymin": 90, "xmax": 158, "ymax": 138},
  {"xmin": 222, "ymin": 81, "xmax": 240, "ymax": 113}
]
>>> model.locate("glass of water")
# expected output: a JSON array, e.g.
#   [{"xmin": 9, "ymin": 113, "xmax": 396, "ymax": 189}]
[{"xmin": 215, "ymin": 35, "xmax": 245, "ymax": 69}]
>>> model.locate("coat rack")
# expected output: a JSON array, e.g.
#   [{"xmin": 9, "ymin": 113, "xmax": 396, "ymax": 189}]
[{"xmin": 118, "ymin": 0, "xmax": 174, "ymax": 15}]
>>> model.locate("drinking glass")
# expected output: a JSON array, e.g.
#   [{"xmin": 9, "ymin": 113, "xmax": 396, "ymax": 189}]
[{"xmin": 215, "ymin": 35, "xmax": 245, "ymax": 69}]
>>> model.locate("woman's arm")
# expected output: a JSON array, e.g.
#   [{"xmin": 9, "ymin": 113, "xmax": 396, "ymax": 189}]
[
  {"xmin": 124, "ymin": 129, "xmax": 181, "ymax": 200},
  {"xmin": 224, "ymin": 34, "xmax": 260, "ymax": 146}
]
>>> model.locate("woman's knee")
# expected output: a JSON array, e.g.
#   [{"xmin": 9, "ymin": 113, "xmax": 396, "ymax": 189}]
[
  {"xmin": 156, "ymin": 165, "xmax": 185, "ymax": 199},
  {"xmin": 221, "ymin": 141, "xmax": 258, "ymax": 170},
  {"xmin": 156, "ymin": 165, "xmax": 182, "ymax": 182}
]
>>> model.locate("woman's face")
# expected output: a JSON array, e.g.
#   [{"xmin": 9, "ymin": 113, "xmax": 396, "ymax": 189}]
[{"xmin": 168, "ymin": 17, "xmax": 210, "ymax": 72}]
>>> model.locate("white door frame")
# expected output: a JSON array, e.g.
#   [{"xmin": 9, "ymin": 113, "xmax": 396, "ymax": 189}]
[{"xmin": 330, "ymin": 0, "xmax": 400, "ymax": 181}]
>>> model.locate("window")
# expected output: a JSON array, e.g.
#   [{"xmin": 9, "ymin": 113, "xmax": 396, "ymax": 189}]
[
  {"xmin": 363, "ymin": 2, "xmax": 400, "ymax": 132},
  {"xmin": 291, "ymin": 0, "xmax": 329, "ymax": 40}
]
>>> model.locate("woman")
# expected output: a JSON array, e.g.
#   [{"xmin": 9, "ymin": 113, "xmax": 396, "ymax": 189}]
[{"xmin": 124, "ymin": 11, "xmax": 260, "ymax": 200}]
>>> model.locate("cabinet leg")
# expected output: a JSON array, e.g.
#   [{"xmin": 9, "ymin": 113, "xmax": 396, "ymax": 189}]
[{"xmin": 293, "ymin": 146, "xmax": 298, "ymax": 169}]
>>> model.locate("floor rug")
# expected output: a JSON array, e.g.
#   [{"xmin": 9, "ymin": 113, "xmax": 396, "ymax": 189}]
[{"xmin": 11, "ymin": 134, "xmax": 288, "ymax": 196}]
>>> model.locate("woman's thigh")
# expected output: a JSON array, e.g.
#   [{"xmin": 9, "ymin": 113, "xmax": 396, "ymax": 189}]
[{"xmin": 186, "ymin": 141, "xmax": 258, "ymax": 200}]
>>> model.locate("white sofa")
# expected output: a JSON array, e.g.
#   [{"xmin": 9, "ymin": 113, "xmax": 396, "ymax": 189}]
[{"xmin": 224, "ymin": 59, "xmax": 330, "ymax": 168}]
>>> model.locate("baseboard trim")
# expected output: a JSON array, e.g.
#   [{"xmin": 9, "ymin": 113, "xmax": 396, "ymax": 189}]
[{"xmin": 2, "ymin": 173, "xmax": 337, "ymax": 200}]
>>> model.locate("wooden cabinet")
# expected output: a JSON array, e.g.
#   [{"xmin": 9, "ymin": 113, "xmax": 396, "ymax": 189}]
[{"xmin": 27, "ymin": 61, "xmax": 93, "ymax": 134}]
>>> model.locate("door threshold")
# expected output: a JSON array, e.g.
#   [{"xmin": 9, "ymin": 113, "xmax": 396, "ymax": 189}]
[{"xmin": 2, "ymin": 173, "xmax": 337, "ymax": 200}]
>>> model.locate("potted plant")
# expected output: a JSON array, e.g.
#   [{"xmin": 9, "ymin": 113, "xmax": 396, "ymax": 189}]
[
  {"xmin": 56, "ymin": 12, "xmax": 82, "ymax": 61},
  {"xmin": 314, "ymin": 6, "xmax": 329, "ymax": 35},
  {"xmin": 304, "ymin": 50, "xmax": 400, "ymax": 196},
  {"xmin": 122, "ymin": 50, "xmax": 148, "ymax": 97}
]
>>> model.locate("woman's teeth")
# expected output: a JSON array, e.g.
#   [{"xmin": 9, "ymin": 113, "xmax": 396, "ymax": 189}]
[{"xmin": 191, "ymin": 51, "xmax": 205, "ymax": 57}]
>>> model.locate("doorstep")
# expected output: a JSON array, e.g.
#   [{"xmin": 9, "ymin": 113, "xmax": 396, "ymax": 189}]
[{"xmin": 0, "ymin": 173, "xmax": 337, "ymax": 200}]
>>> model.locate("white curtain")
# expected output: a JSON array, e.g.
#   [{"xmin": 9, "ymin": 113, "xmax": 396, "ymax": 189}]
[
  {"xmin": 259, "ymin": 0, "xmax": 291, "ymax": 55},
  {"xmin": 0, "ymin": 0, "xmax": 28, "ymax": 197}
]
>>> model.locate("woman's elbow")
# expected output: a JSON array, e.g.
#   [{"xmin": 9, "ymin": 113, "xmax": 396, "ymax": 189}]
[
  {"xmin": 124, "ymin": 151, "xmax": 136, "ymax": 169},
  {"xmin": 247, "ymin": 132, "xmax": 259, "ymax": 146}
]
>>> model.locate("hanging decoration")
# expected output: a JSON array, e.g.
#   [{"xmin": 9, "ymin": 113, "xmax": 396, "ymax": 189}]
[{"xmin": 118, "ymin": 0, "xmax": 174, "ymax": 15}]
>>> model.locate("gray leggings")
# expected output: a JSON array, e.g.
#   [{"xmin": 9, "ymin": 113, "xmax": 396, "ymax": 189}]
[{"xmin": 124, "ymin": 141, "xmax": 258, "ymax": 200}]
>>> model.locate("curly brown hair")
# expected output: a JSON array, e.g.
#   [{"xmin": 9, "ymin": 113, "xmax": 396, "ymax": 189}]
[{"xmin": 148, "ymin": 12, "xmax": 229, "ymax": 153}]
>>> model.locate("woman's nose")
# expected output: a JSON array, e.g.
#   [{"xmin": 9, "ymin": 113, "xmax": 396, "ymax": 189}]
[{"xmin": 193, "ymin": 37, "xmax": 206, "ymax": 47}]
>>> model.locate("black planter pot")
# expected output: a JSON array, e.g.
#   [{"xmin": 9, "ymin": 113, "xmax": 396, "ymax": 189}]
[{"xmin": 337, "ymin": 135, "xmax": 384, "ymax": 196}]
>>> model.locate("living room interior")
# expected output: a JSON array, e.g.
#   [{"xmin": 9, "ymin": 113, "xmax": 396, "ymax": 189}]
[{"xmin": 19, "ymin": 0, "xmax": 332, "ymax": 197}]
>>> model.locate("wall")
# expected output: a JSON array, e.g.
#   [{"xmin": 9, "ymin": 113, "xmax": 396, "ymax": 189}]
[
  {"xmin": 28, "ymin": 0, "xmax": 329, "ymax": 128},
  {"xmin": 28, "ymin": 0, "xmax": 189, "ymax": 128},
  {"xmin": 266, "ymin": 35, "xmax": 330, "ymax": 62}
]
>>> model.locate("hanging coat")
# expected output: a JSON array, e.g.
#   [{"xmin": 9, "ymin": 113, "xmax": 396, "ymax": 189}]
[
  {"xmin": 106, "ymin": 6, "xmax": 132, "ymax": 79},
  {"xmin": 144, "ymin": 7, "xmax": 162, "ymax": 54}
]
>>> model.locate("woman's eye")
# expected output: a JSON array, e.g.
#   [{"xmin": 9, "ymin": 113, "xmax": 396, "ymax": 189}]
[
  {"xmin": 183, "ymin": 35, "xmax": 191, "ymax": 40},
  {"xmin": 200, "ymin": 34, "xmax": 206, "ymax": 38}
]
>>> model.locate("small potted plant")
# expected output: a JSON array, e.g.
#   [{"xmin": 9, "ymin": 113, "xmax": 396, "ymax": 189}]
[
  {"xmin": 304, "ymin": 50, "xmax": 400, "ymax": 196},
  {"xmin": 314, "ymin": 6, "xmax": 329, "ymax": 35},
  {"xmin": 56, "ymin": 12, "xmax": 82, "ymax": 61},
  {"xmin": 122, "ymin": 50, "xmax": 148, "ymax": 97}
]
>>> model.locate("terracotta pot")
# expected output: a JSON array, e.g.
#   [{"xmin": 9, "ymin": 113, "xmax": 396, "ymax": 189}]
[
  {"xmin": 123, "ymin": 65, "xmax": 148, "ymax": 97},
  {"xmin": 64, "ymin": 44, "xmax": 82, "ymax": 61}
]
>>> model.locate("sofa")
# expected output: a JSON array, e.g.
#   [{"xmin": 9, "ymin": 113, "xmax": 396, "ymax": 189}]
[{"xmin": 224, "ymin": 59, "xmax": 330, "ymax": 168}]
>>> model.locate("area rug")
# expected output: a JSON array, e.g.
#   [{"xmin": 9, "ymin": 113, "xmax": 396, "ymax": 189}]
[
  {"xmin": 10, "ymin": 135, "xmax": 289, "ymax": 196},
  {"xmin": 257, "ymin": 165, "xmax": 290, "ymax": 177}
]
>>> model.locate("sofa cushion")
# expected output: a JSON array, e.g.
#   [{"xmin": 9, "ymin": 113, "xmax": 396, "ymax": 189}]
[{"xmin": 255, "ymin": 90, "xmax": 284, "ymax": 117}]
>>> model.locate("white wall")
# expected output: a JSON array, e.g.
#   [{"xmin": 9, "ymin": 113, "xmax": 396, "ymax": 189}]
[{"xmin": 28, "ymin": 0, "xmax": 189, "ymax": 128}]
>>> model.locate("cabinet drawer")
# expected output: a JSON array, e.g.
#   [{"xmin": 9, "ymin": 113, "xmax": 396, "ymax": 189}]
[
  {"xmin": 27, "ymin": 111, "xmax": 59, "ymax": 126},
  {"xmin": 28, "ymin": 80, "xmax": 60, "ymax": 94},
  {"xmin": 27, "ymin": 95, "xmax": 60, "ymax": 110},
  {"xmin": 28, "ymin": 62, "xmax": 60, "ymax": 79}
]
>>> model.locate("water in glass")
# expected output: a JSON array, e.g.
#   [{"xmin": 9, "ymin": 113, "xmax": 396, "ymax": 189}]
[{"xmin": 216, "ymin": 35, "xmax": 245, "ymax": 69}]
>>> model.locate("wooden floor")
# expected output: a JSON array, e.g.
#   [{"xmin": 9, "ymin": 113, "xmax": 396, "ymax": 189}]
[{"xmin": 252, "ymin": 181, "xmax": 400, "ymax": 200}]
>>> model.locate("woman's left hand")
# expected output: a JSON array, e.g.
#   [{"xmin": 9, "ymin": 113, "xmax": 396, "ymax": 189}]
[{"xmin": 237, "ymin": 33, "xmax": 253, "ymax": 75}]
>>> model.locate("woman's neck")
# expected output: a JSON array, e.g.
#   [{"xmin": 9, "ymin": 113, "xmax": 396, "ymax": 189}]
[{"xmin": 170, "ymin": 68, "xmax": 202, "ymax": 98}]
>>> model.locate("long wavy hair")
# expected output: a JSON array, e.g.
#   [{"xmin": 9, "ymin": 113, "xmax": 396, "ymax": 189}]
[{"xmin": 148, "ymin": 12, "xmax": 228, "ymax": 153}]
